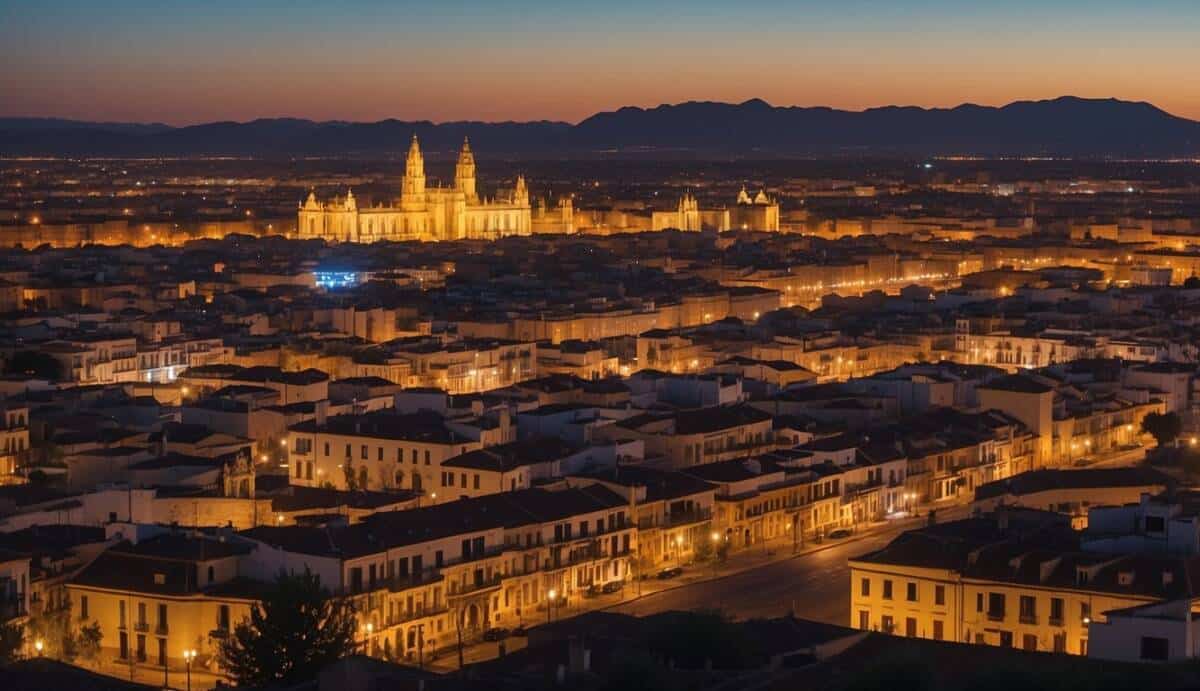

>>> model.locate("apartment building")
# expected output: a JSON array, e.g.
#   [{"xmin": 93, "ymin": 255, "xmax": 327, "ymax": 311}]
[
  {"xmin": 849, "ymin": 511, "xmax": 1200, "ymax": 657},
  {"xmin": 239, "ymin": 483, "xmax": 635, "ymax": 662},
  {"xmin": 286, "ymin": 410, "xmax": 496, "ymax": 494},
  {"xmin": 66, "ymin": 532, "xmax": 258, "ymax": 678}
]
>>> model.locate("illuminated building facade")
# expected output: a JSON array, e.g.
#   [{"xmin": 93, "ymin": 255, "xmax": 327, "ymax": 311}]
[{"xmin": 298, "ymin": 137, "xmax": 532, "ymax": 242}]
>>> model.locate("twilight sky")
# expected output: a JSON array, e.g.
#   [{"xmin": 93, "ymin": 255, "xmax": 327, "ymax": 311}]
[{"xmin": 2, "ymin": 0, "xmax": 1199, "ymax": 125}]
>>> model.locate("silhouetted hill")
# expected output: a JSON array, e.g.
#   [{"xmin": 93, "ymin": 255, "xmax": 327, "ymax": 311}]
[{"xmin": 3, "ymin": 97, "xmax": 1198, "ymax": 157}]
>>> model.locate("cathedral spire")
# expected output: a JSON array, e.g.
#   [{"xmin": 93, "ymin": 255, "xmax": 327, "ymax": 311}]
[
  {"xmin": 402, "ymin": 133, "xmax": 426, "ymax": 208},
  {"xmin": 455, "ymin": 136, "xmax": 478, "ymax": 202}
]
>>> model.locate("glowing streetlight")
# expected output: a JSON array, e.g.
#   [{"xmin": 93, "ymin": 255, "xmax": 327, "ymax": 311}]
[
  {"xmin": 547, "ymin": 588, "xmax": 558, "ymax": 623},
  {"xmin": 183, "ymin": 649, "xmax": 197, "ymax": 691},
  {"xmin": 34, "ymin": 639, "xmax": 43, "ymax": 655}
]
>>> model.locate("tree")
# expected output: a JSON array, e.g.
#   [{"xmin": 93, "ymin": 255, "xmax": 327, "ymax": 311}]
[
  {"xmin": 0, "ymin": 621, "xmax": 23, "ymax": 666},
  {"xmin": 76, "ymin": 622, "xmax": 102, "ymax": 665},
  {"xmin": 3, "ymin": 350, "xmax": 63, "ymax": 380},
  {"xmin": 219, "ymin": 569, "xmax": 358, "ymax": 688},
  {"xmin": 26, "ymin": 598, "xmax": 77, "ymax": 662},
  {"xmin": 1184, "ymin": 276, "xmax": 1200, "ymax": 290},
  {"xmin": 1142, "ymin": 412, "xmax": 1182, "ymax": 448}
]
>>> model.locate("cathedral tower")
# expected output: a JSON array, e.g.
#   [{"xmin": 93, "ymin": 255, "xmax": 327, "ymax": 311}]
[
  {"xmin": 454, "ymin": 137, "xmax": 478, "ymax": 203},
  {"xmin": 401, "ymin": 134, "xmax": 426, "ymax": 210}
]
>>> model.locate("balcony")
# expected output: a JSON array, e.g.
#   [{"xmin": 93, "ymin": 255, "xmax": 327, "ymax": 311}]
[
  {"xmin": 986, "ymin": 611, "xmax": 1005, "ymax": 623},
  {"xmin": 448, "ymin": 573, "xmax": 503, "ymax": 598},
  {"xmin": 134, "ymin": 621, "xmax": 150, "ymax": 633},
  {"xmin": 1048, "ymin": 616, "xmax": 1064, "ymax": 627},
  {"xmin": 1019, "ymin": 614, "xmax": 1037, "ymax": 626}
]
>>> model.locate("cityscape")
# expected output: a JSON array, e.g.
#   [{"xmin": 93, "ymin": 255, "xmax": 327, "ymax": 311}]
[{"xmin": 5, "ymin": 2, "xmax": 1200, "ymax": 691}]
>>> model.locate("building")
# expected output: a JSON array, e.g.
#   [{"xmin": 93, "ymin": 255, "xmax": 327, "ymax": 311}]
[
  {"xmin": 239, "ymin": 483, "xmax": 636, "ymax": 661},
  {"xmin": 298, "ymin": 137, "xmax": 532, "ymax": 243},
  {"xmin": 651, "ymin": 188, "xmax": 781, "ymax": 232},
  {"xmin": 849, "ymin": 510, "xmax": 1200, "ymax": 657}
]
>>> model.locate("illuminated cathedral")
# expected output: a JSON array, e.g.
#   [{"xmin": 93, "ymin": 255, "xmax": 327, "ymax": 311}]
[{"xmin": 298, "ymin": 136, "xmax": 532, "ymax": 242}]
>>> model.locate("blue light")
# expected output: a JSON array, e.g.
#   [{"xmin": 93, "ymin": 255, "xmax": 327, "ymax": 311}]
[{"xmin": 315, "ymin": 271, "xmax": 359, "ymax": 289}]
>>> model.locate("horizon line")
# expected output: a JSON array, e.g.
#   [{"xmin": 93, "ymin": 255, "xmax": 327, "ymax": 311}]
[{"xmin": 0, "ymin": 94, "xmax": 1184, "ymax": 129}]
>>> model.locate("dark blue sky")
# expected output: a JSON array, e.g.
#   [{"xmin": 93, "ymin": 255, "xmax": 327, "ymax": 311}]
[{"xmin": 2, "ymin": 0, "xmax": 1198, "ymax": 124}]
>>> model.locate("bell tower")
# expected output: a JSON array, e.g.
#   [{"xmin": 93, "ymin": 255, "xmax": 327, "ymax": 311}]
[
  {"xmin": 454, "ymin": 137, "xmax": 478, "ymax": 203},
  {"xmin": 401, "ymin": 134, "xmax": 426, "ymax": 210}
]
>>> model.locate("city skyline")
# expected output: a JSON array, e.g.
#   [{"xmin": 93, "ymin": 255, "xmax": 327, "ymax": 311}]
[{"xmin": 2, "ymin": 0, "xmax": 1199, "ymax": 125}]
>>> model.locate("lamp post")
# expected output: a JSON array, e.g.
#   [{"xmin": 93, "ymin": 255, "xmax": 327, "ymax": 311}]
[
  {"xmin": 547, "ymin": 589, "xmax": 557, "ymax": 624},
  {"xmin": 34, "ymin": 639, "xmax": 43, "ymax": 656},
  {"xmin": 183, "ymin": 649, "xmax": 196, "ymax": 691},
  {"xmin": 709, "ymin": 531, "xmax": 721, "ymax": 578},
  {"xmin": 361, "ymin": 622, "xmax": 374, "ymax": 655}
]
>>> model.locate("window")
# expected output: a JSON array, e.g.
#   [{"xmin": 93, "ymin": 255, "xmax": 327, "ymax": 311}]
[
  {"xmin": 473, "ymin": 474, "xmax": 480, "ymax": 490},
  {"xmin": 860, "ymin": 578, "xmax": 870, "ymax": 597},
  {"xmin": 1053, "ymin": 632, "xmax": 1067, "ymax": 653},
  {"xmin": 1050, "ymin": 597, "xmax": 1064, "ymax": 625},
  {"xmin": 905, "ymin": 617, "xmax": 917, "ymax": 637},
  {"xmin": 933, "ymin": 620, "xmax": 944, "ymax": 641},
  {"xmin": 1019, "ymin": 596, "xmax": 1037, "ymax": 624},
  {"xmin": 935, "ymin": 585, "xmax": 945, "ymax": 606},
  {"xmin": 1081, "ymin": 602, "xmax": 1092, "ymax": 623},
  {"xmin": 1022, "ymin": 634, "xmax": 1038, "ymax": 652},
  {"xmin": 987, "ymin": 593, "xmax": 1006, "ymax": 620},
  {"xmin": 157, "ymin": 638, "xmax": 166, "ymax": 666},
  {"xmin": 119, "ymin": 601, "xmax": 126, "ymax": 628},
  {"xmin": 976, "ymin": 592, "xmax": 984, "ymax": 612},
  {"xmin": 882, "ymin": 580, "xmax": 893, "ymax": 600},
  {"xmin": 137, "ymin": 634, "xmax": 147, "ymax": 662},
  {"xmin": 999, "ymin": 630, "xmax": 1013, "ymax": 648},
  {"xmin": 119, "ymin": 631, "xmax": 129, "ymax": 659},
  {"xmin": 859, "ymin": 610, "xmax": 869, "ymax": 630},
  {"xmin": 218, "ymin": 605, "xmax": 230, "ymax": 631},
  {"xmin": 157, "ymin": 603, "xmax": 168, "ymax": 633},
  {"xmin": 208, "ymin": 565, "xmax": 215, "ymax": 583},
  {"xmin": 881, "ymin": 615, "xmax": 894, "ymax": 633},
  {"xmin": 80, "ymin": 595, "xmax": 89, "ymax": 620},
  {"xmin": 906, "ymin": 582, "xmax": 918, "ymax": 602},
  {"xmin": 350, "ymin": 567, "xmax": 363, "ymax": 593}
]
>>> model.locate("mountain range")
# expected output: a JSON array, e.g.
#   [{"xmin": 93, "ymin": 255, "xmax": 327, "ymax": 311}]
[{"xmin": 3, "ymin": 97, "xmax": 1198, "ymax": 157}]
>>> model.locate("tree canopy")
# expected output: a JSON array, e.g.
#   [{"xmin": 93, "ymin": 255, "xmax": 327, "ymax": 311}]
[{"xmin": 219, "ymin": 568, "xmax": 358, "ymax": 688}]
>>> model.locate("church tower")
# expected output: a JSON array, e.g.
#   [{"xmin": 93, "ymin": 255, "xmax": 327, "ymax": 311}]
[
  {"xmin": 454, "ymin": 137, "xmax": 478, "ymax": 203},
  {"xmin": 401, "ymin": 134, "xmax": 426, "ymax": 210},
  {"xmin": 513, "ymin": 175, "xmax": 529, "ymax": 206}
]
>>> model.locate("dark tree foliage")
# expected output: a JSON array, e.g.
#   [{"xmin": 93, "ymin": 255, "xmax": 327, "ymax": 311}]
[
  {"xmin": 219, "ymin": 569, "xmax": 357, "ymax": 688},
  {"xmin": 645, "ymin": 610, "xmax": 756, "ymax": 670},
  {"xmin": 1142, "ymin": 411, "xmax": 1182, "ymax": 448},
  {"xmin": 0, "ymin": 621, "xmax": 23, "ymax": 666},
  {"xmin": 3, "ymin": 350, "xmax": 63, "ymax": 380}
]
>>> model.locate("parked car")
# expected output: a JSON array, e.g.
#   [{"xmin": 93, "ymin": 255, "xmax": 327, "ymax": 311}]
[
  {"xmin": 482, "ymin": 627, "xmax": 510, "ymax": 642},
  {"xmin": 826, "ymin": 528, "xmax": 852, "ymax": 540},
  {"xmin": 511, "ymin": 625, "xmax": 528, "ymax": 637},
  {"xmin": 601, "ymin": 580, "xmax": 624, "ymax": 594},
  {"xmin": 657, "ymin": 566, "xmax": 684, "ymax": 579}
]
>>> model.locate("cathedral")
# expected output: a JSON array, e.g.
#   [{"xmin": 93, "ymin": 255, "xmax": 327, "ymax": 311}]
[
  {"xmin": 650, "ymin": 187, "xmax": 780, "ymax": 232},
  {"xmin": 298, "ymin": 136, "xmax": 533, "ymax": 242}
]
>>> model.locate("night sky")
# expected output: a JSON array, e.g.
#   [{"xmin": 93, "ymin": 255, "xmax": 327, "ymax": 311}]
[{"xmin": 2, "ymin": 0, "xmax": 1198, "ymax": 124}]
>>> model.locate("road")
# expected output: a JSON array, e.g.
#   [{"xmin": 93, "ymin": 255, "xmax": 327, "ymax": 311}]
[{"xmin": 610, "ymin": 505, "xmax": 972, "ymax": 626}]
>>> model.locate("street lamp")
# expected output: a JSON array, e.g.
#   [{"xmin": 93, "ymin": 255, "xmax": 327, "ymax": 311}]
[
  {"xmin": 34, "ymin": 639, "xmax": 43, "ymax": 656},
  {"xmin": 547, "ymin": 588, "xmax": 558, "ymax": 623},
  {"xmin": 183, "ymin": 649, "xmax": 196, "ymax": 691},
  {"xmin": 710, "ymin": 531, "xmax": 721, "ymax": 577},
  {"xmin": 361, "ymin": 622, "xmax": 374, "ymax": 655}
]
